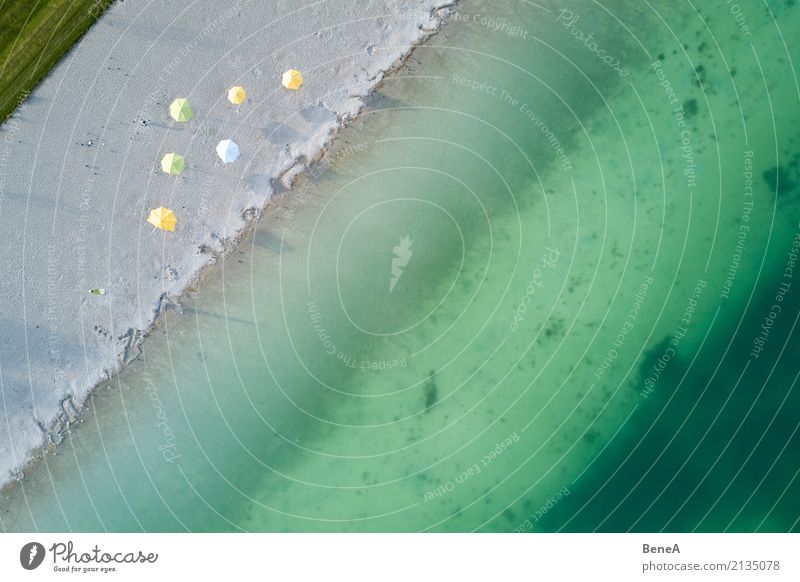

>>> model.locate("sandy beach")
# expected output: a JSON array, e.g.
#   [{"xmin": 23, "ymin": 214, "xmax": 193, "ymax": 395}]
[{"xmin": 0, "ymin": 0, "xmax": 456, "ymax": 491}]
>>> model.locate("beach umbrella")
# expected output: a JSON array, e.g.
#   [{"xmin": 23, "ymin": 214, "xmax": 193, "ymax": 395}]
[
  {"xmin": 169, "ymin": 98, "xmax": 193, "ymax": 122},
  {"xmin": 160, "ymin": 153, "xmax": 185, "ymax": 175},
  {"xmin": 147, "ymin": 207, "xmax": 177, "ymax": 231},
  {"xmin": 216, "ymin": 139, "xmax": 240, "ymax": 164},
  {"xmin": 228, "ymin": 85, "xmax": 247, "ymax": 105},
  {"xmin": 281, "ymin": 69, "xmax": 303, "ymax": 90}
]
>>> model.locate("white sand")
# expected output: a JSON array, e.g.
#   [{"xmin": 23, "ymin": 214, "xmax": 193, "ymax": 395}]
[{"xmin": 0, "ymin": 0, "xmax": 456, "ymax": 490}]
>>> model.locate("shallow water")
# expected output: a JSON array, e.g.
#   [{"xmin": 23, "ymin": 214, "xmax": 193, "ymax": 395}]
[{"xmin": 2, "ymin": 0, "xmax": 800, "ymax": 532}]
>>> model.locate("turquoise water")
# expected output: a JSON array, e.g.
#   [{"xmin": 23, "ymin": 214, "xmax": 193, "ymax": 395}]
[{"xmin": 2, "ymin": 0, "xmax": 800, "ymax": 532}]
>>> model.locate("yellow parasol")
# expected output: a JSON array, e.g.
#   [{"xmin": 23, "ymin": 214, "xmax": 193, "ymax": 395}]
[
  {"xmin": 281, "ymin": 69, "xmax": 303, "ymax": 90},
  {"xmin": 147, "ymin": 207, "xmax": 177, "ymax": 231},
  {"xmin": 228, "ymin": 86, "xmax": 247, "ymax": 105}
]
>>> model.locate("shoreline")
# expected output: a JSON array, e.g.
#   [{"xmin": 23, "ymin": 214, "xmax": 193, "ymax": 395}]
[{"xmin": 0, "ymin": 0, "xmax": 458, "ymax": 494}]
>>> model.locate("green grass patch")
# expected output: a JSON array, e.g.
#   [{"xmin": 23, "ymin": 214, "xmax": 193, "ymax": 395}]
[{"xmin": 0, "ymin": 0, "xmax": 113, "ymax": 122}]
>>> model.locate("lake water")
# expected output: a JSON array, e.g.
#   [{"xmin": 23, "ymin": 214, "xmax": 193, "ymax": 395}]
[{"xmin": 2, "ymin": 0, "xmax": 799, "ymax": 532}]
